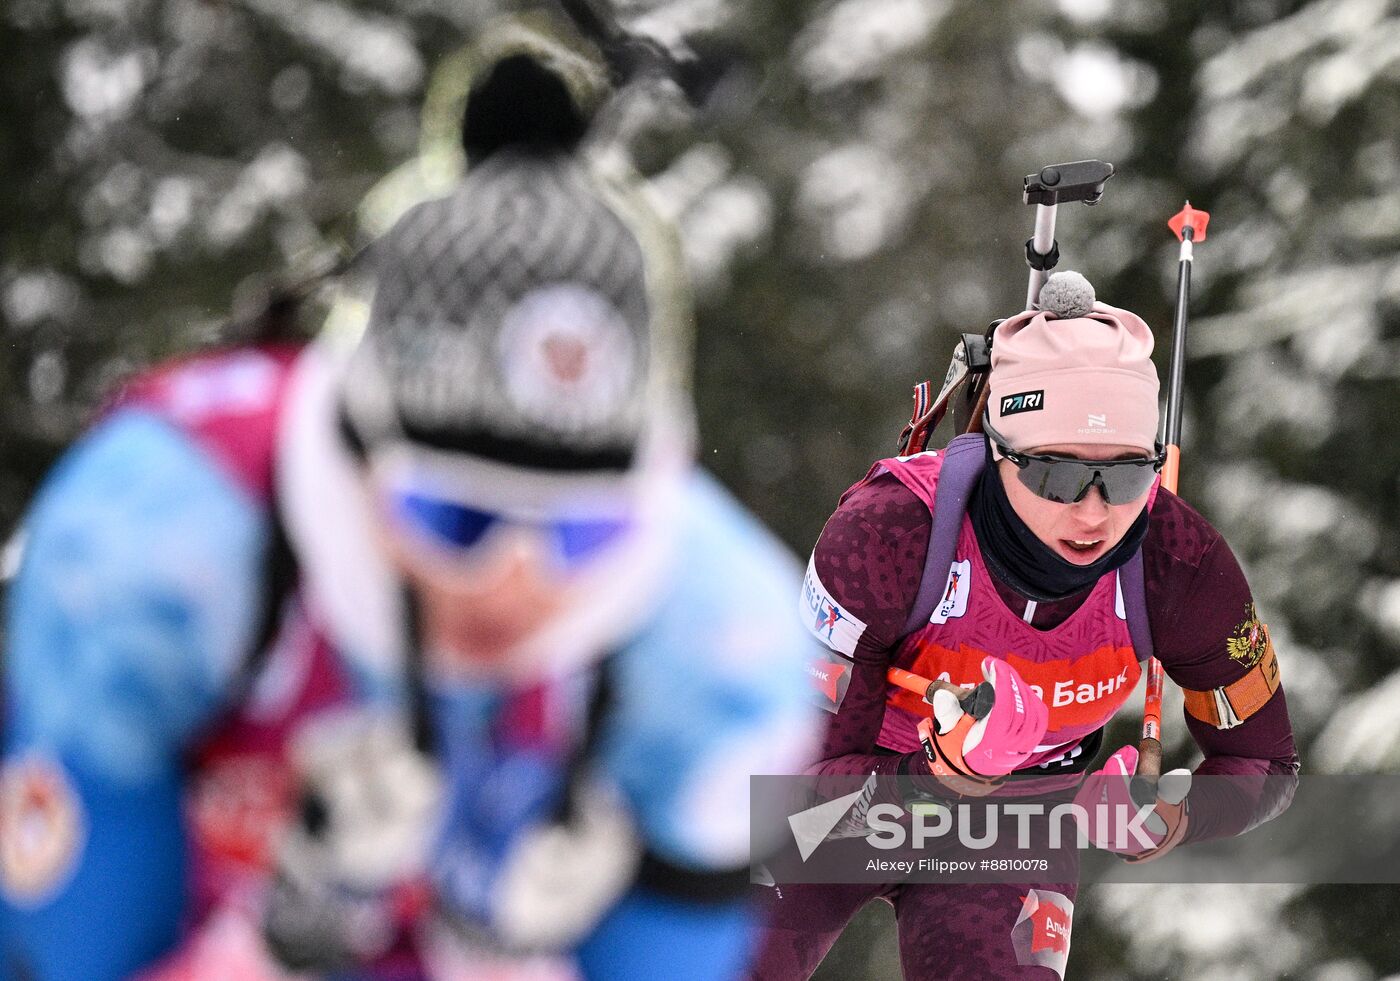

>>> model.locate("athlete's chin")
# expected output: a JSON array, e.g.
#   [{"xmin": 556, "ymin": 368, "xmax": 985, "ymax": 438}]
[
  {"xmin": 445, "ymin": 627, "xmax": 534, "ymax": 665},
  {"xmin": 424, "ymin": 615, "xmax": 544, "ymax": 674}
]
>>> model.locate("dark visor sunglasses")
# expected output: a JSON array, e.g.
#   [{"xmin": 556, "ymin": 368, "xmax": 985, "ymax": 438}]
[{"xmin": 983, "ymin": 417, "xmax": 1164, "ymax": 505}]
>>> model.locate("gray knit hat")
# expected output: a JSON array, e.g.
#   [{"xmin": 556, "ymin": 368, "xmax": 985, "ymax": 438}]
[{"xmin": 343, "ymin": 151, "xmax": 671, "ymax": 473}]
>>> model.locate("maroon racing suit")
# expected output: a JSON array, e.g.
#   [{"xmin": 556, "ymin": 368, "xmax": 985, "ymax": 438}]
[{"xmin": 754, "ymin": 448, "xmax": 1300, "ymax": 980}]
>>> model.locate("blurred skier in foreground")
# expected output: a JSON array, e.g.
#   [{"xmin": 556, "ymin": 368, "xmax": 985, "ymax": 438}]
[{"xmin": 0, "ymin": 18, "xmax": 816, "ymax": 980}]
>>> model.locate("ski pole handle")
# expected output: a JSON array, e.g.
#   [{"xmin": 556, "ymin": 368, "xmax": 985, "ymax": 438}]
[{"xmin": 887, "ymin": 668, "xmax": 995, "ymax": 720}]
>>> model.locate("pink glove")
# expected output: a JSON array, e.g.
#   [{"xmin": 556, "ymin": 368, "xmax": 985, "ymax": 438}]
[
  {"xmin": 917, "ymin": 656, "xmax": 1049, "ymax": 796},
  {"xmin": 1072, "ymin": 745, "xmax": 1191, "ymax": 862}
]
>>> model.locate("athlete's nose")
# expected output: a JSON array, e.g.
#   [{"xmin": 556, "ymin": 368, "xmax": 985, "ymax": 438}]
[
  {"xmin": 477, "ymin": 532, "xmax": 554, "ymax": 591},
  {"xmin": 1071, "ymin": 481, "xmax": 1111, "ymax": 518}
]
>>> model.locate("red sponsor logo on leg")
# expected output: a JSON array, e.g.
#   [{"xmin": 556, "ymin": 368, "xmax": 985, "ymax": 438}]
[
  {"xmin": 1012, "ymin": 888, "xmax": 1074, "ymax": 978},
  {"xmin": 1030, "ymin": 896, "xmax": 1071, "ymax": 954}
]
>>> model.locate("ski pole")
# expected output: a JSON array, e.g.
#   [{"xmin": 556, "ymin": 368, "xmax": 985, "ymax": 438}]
[
  {"xmin": 887, "ymin": 667, "xmax": 995, "ymax": 718},
  {"xmin": 1135, "ymin": 201, "xmax": 1210, "ymax": 798}
]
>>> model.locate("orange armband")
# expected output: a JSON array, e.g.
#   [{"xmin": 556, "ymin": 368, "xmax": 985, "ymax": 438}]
[{"xmin": 1182, "ymin": 637, "xmax": 1281, "ymax": 730}]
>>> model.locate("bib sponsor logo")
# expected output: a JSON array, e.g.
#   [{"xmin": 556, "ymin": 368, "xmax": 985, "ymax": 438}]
[
  {"xmin": 1000, "ymin": 390, "xmax": 1044, "ymax": 416},
  {"xmin": 1013, "ymin": 888, "xmax": 1074, "ymax": 977},
  {"xmin": 898, "ymin": 645, "xmax": 1141, "ymax": 736},
  {"xmin": 0, "ymin": 754, "xmax": 85, "ymax": 906},
  {"xmin": 930, "ymin": 560, "xmax": 971, "ymax": 624},
  {"xmin": 1045, "ymin": 666, "xmax": 1132, "ymax": 708},
  {"xmin": 800, "ymin": 556, "xmax": 867, "ymax": 657}
]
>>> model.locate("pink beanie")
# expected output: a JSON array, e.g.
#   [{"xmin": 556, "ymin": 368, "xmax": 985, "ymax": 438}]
[{"xmin": 988, "ymin": 272, "xmax": 1159, "ymax": 453}]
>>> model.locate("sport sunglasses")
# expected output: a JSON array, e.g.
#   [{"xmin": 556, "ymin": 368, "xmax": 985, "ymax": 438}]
[
  {"xmin": 982, "ymin": 416, "xmax": 1164, "ymax": 505},
  {"xmin": 387, "ymin": 489, "xmax": 635, "ymax": 571}
]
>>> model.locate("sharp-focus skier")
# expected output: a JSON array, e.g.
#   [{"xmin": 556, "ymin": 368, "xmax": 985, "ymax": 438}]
[{"xmin": 754, "ymin": 274, "xmax": 1299, "ymax": 979}]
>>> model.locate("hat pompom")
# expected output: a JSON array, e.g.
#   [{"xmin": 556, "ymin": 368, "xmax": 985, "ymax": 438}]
[
  {"xmin": 463, "ymin": 53, "xmax": 591, "ymax": 162},
  {"xmin": 1038, "ymin": 270, "xmax": 1096, "ymax": 319}
]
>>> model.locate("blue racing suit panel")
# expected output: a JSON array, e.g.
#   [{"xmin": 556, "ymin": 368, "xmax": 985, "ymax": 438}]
[
  {"xmin": 1, "ymin": 410, "xmax": 266, "ymax": 981},
  {"xmin": 576, "ymin": 888, "xmax": 758, "ymax": 981},
  {"xmin": 599, "ymin": 471, "xmax": 817, "ymax": 871}
]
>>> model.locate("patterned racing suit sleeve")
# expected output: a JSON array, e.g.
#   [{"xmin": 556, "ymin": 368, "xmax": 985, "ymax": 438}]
[
  {"xmin": 1142, "ymin": 489, "xmax": 1300, "ymax": 843},
  {"xmin": 802, "ymin": 473, "xmax": 932, "ymax": 781}
]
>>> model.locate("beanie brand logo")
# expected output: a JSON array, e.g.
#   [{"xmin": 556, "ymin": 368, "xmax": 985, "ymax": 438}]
[
  {"xmin": 1000, "ymin": 390, "xmax": 1044, "ymax": 416},
  {"xmin": 1087, "ymin": 413, "xmax": 1107, "ymax": 428},
  {"xmin": 498, "ymin": 285, "xmax": 638, "ymax": 436},
  {"xmin": 543, "ymin": 336, "xmax": 589, "ymax": 384}
]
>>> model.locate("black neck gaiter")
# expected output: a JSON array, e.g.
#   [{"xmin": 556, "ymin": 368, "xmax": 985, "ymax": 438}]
[{"xmin": 967, "ymin": 442, "xmax": 1150, "ymax": 603}]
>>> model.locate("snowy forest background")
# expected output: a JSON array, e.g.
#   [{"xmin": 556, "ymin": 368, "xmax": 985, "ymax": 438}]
[{"xmin": 3, "ymin": 0, "xmax": 1399, "ymax": 977}]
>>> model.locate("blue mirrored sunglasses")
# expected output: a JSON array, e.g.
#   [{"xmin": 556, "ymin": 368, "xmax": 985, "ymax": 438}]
[{"xmin": 390, "ymin": 491, "xmax": 634, "ymax": 569}]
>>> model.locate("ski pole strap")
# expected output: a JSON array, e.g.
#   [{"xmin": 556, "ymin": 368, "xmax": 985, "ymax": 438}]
[
  {"xmin": 911, "ymin": 380, "xmax": 932, "ymax": 423},
  {"xmin": 1180, "ymin": 639, "xmax": 1281, "ymax": 730},
  {"xmin": 897, "ymin": 380, "xmax": 936, "ymax": 455}
]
